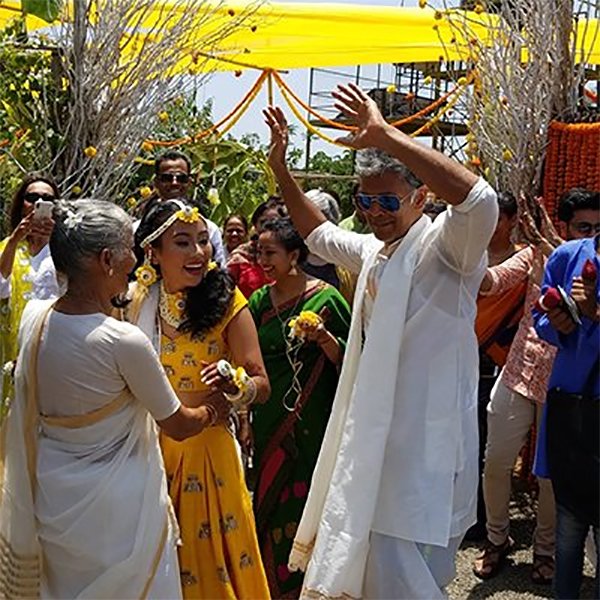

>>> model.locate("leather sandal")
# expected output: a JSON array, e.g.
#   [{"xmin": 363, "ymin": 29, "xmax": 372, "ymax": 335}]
[
  {"xmin": 472, "ymin": 538, "xmax": 513, "ymax": 580},
  {"xmin": 531, "ymin": 553, "xmax": 554, "ymax": 585}
]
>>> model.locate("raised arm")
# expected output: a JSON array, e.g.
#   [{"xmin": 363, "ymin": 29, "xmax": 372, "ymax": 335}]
[
  {"xmin": 264, "ymin": 106, "xmax": 326, "ymax": 238},
  {"xmin": 332, "ymin": 84, "xmax": 477, "ymax": 206}
]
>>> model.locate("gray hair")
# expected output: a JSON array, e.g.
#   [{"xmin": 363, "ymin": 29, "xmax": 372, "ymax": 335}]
[
  {"xmin": 355, "ymin": 148, "xmax": 422, "ymax": 189},
  {"xmin": 50, "ymin": 199, "xmax": 132, "ymax": 279},
  {"xmin": 305, "ymin": 189, "xmax": 341, "ymax": 224}
]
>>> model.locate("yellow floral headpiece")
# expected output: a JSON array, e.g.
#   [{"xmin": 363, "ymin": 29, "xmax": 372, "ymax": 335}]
[{"xmin": 140, "ymin": 200, "xmax": 201, "ymax": 248}]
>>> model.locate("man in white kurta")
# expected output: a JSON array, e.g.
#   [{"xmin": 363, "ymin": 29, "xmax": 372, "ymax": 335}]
[{"xmin": 263, "ymin": 88, "xmax": 498, "ymax": 599}]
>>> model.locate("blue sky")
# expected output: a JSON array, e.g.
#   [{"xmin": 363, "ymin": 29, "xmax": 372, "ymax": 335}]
[{"xmin": 199, "ymin": 0, "xmax": 445, "ymax": 157}]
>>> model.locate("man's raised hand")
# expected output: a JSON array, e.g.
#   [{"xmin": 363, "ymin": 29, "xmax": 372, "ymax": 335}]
[{"xmin": 332, "ymin": 83, "xmax": 392, "ymax": 149}]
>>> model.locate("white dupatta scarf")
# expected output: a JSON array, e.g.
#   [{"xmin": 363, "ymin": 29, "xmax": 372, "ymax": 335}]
[
  {"xmin": 128, "ymin": 283, "xmax": 160, "ymax": 350},
  {"xmin": 289, "ymin": 217, "xmax": 430, "ymax": 599},
  {"xmin": 0, "ymin": 301, "xmax": 176, "ymax": 599}
]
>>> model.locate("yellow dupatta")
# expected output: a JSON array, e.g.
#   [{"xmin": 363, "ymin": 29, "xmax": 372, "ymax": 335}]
[{"xmin": 0, "ymin": 238, "xmax": 33, "ymax": 418}]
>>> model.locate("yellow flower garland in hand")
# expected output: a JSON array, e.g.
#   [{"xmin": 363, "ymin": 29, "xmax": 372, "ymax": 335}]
[{"xmin": 288, "ymin": 310, "xmax": 323, "ymax": 340}]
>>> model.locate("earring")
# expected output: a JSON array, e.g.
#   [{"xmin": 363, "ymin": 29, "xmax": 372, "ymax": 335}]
[
  {"xmin": 108, "ymin": 268, "xmax": 114, "ymax": 277},
  {"xmin": 135, "ymin": 256, "xmax": 158, "ymax": 288},
  {"xmin": 289, "ymin": 260, "xmax": 298, "ymax": 276}
]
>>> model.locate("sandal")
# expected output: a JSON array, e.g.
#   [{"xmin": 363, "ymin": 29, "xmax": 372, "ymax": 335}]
[
  {"xmin": 531, "ymin": 553, "xmax": 554, "ymax": 585},
  {"xmin": 472, "ymin": 538, "xmax": 513, "ymax": 580}
]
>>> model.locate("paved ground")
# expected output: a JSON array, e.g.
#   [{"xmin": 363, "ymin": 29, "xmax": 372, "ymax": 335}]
[{"xmin": 448, "ymin": 485, "xmax": 596, "ymax": 599}]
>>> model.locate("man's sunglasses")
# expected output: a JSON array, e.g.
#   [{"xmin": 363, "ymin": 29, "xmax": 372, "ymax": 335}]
[
  {"xmin": 355, "ymin": 192, "xmax": 407, "ymax": 213},
  {"xmin": 23, "ymin": 192, "xmax": 56, "ymax": 204},
  {"xmin": 158, "ymin": 172, "xmax": 190, "ymax": 184},
  {"xmin": 571, "ymin": 221, "xmax": 600, "ymax": 236}
]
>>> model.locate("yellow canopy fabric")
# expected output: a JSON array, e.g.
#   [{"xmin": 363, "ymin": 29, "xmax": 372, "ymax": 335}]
[
  {"xmin": 0, "ymin": 1, "xmax": 49, "ymax": 30},
  {"xmin": 2, "ymin": 0, "xmax": 599, "ymax": 69}
]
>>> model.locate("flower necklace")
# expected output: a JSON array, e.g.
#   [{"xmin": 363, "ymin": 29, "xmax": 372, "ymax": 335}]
[{"xmin": 159, "ymin": 280, "xmax": 186, "ymax": 329}]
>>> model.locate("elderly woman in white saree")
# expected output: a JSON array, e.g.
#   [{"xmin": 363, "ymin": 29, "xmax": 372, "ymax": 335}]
[{"xmin": 0, "ymin": 200, "xmax": 225, "ymax": 599}]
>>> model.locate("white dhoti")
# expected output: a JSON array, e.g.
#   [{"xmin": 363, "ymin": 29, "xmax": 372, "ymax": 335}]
[{"xmin": 363, "ymin": 532, "xmax": 463, "ymax": 599}]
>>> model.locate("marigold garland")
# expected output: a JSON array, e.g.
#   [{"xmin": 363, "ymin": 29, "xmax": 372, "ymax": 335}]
[{"xmin": 542, "ymin": 120, "xmax": 600, "ymax": 227}]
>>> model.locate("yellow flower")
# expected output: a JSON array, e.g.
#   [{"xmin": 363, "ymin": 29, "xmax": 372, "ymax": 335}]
[
  {"xmin": 474, "ymin": 4, "xmax": 485, "ymax": 14},
  {"xmin": 158, "ymin": 111, "xmax": 169, "ymax": 123},
  {"xmin": 175, "ymin": 206, "xmax": 200, "ymax": 223},
  {"xmin": 418, "ymin": 0, "xmax": 427, "ymax": 7},
  {"xmin": 207, "ymin": 187, "xmax": 221, "ymax": 206},
  {"xmin": 135, "ymin": 264, "xmax": 158, "ymax": 287},
  {"xmin": 139, "ymin": 186, "xmax": 153, "ymax": 199},
  {"xmin": 423, "ymin": 75, "xmax": 433, "ymax": 85},
  {"xmin": 386, "ymin": 84, "xmax": 397, "ymax": 94},
  {"xmin": 434, "ymin": 10, "xmax": 443, "ymax": 20},
  {"xmin": 84, "ymin": 146, "xmax": 97, "ymax": 158},
  {"xmin": 126, "ymin": 197, "xmax": 137, "ymax": 209},
  {"xmin": 208, "ymin": 260, "xmax": 218, "ymax": 271},
  {"xmin": 457, "ymin": 77, "xmax": 468, "ymax": 85},
  {"xmin": 233, "ymin": 366, "xmax": 251, "ymax": 391},
  {"xmin": 72, "ymin": 185, "xmax": 82, "ymax": 195},
  {"xmin": 141, "ymin": 141, "xmax": 153, "ymax": 152},
  {"xmin": 502, "ymin": 148, "xmax": 513, "ymax": 161},
  {"xmin": 288, "ymin": 310, "xmax": 323, "ymax": 340}
]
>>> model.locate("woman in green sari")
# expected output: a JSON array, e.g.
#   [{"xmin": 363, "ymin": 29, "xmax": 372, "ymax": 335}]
[{"xmin": 247, "ymin": 218, "xmax": 350, "ymax": 598}]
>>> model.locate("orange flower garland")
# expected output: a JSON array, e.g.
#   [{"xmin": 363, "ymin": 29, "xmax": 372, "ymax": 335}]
[{"xmin": 542, "ymin": 121, "xmax": 600, "ymax": 227}]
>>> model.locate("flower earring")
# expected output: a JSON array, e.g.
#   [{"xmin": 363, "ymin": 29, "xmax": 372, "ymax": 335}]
[{"xmin": 135, "ymin": 252, "xmax": 158, "ymax": 288}]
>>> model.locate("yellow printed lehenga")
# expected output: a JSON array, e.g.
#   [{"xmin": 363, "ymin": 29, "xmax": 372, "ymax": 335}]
[{"xmin": 130, "ymin": 283, "xmax": 269, "ymax": 599}]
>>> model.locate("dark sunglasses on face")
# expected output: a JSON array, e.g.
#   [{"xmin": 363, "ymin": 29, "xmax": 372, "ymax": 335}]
[
  {"xmin": 23, "ymin": 192, "xmax": 56, "ymax": 204},
  {"xmin": 571, "ymin": 221, "xmax": 600, "ymax": 235},
  {"xmin": 355, "ymin": 192, "xmax": 402, "ymax": 213},
  {"xmin": 158, "ymin": 172, "xmax": 190, "ymax": 184}
]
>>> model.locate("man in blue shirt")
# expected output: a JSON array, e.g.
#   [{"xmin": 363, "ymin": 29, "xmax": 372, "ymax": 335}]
[{"xmin": 533, "ymin": 233, "xmax": 599, "ymax": 599}]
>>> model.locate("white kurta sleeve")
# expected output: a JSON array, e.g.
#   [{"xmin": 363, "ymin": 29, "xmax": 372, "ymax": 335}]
[
  {"xmin": 207, "ymin": 219, "xmax": 226, "ymax": 266},
  {"xmin": 305, "ymin": 221, "xmax": 376, "ymax": 275},
  {"xmin": 433, "ymin": 177, "xmax": 499, "ymax": 275},
  {"xmin": 115, "ymin": 328, "xmax": 181, "ymax": 421}
]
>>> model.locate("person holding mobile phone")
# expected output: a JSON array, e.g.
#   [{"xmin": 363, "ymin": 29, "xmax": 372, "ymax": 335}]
[{"xmin": 0, "ymin": 173, "xmax": 60, "ymax": 411}]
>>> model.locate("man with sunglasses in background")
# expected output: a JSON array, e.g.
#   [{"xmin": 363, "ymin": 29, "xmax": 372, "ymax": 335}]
[
  {"xmin": 149, "ymin": 150, "xmax": 226, "ymax": 264},
  {"xmin": 264, "ymin": 84, "xmax": 498, "ymax": 600}
]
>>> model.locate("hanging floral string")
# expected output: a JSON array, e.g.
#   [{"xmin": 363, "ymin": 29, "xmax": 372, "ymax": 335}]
[
  {"xmin": 142, "ymin": 69, "xmax": 268, "ymax": 148},
  {"xmin": 272, "ymin": 70, "xmax": 474, "ymax": 131}
]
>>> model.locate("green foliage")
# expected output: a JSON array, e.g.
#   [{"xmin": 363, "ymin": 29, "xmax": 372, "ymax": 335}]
[
  {"xmin": 0, "ymin": 18, "xmax": 68, "ymax": 233},
  {"xmin": 126, "ymin": 94, "xmax": 278, "ymax": 224},
  {"xmin": 22, "ymin": 0, "xmax": 62, "ymax": 22}
]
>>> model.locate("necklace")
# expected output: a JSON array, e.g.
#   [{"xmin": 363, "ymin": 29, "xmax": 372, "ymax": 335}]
[{"xmin": 159, "ymin": 280, "xmax": 186, "ymax": 329}]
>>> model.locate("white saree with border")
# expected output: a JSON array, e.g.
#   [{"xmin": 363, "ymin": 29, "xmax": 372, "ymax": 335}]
[{"xmin": 0, "ymin": 300, "xmax": 182, "ymax": 599}]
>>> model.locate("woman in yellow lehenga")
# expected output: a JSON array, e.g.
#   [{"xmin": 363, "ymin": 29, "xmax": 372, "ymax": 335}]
[{"xmin": 127, "ymin": 199, "xmax": 270, "ymax": 599}]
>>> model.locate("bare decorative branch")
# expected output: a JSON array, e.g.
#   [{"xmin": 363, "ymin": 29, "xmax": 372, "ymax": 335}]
[{"xmin": 30, "ymin": 0, "xmax": 262, "ymax": 198}]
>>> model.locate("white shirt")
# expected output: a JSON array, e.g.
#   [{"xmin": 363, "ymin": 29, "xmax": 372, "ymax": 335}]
[
  {"xmin": 0, "ymin": 244, "xmax": 60, "ymax": 301},
  {"xmin": 205, "ymin": 217, "xmax": 226, "ymax": 266},
  {"xmin": 306, "ymin": 178, "xmax": 498, "ymax": 545}
]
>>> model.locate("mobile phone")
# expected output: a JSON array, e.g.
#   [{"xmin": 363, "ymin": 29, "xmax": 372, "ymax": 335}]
[{"xmin": 34, "ymin": 199, "xmax": 54, "ymax": 221}]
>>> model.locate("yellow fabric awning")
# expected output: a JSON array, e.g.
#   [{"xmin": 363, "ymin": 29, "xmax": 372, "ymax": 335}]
[{"xmin": 2, "ymin": 1, "xmax": 599, "ymax": 70}]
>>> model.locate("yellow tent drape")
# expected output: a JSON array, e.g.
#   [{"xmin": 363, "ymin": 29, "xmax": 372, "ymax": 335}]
[{"xmin": 1, "ymin": 1, "xmax": 599, "ymax": 69}]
